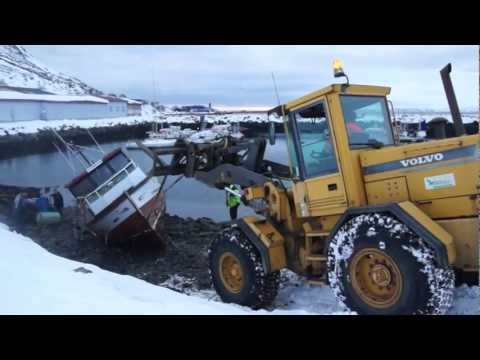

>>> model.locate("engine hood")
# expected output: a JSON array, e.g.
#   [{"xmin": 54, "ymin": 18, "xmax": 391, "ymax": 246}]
[{"xmin": 360, "ymin": 134, "xmax": 479, "ymax": 182}]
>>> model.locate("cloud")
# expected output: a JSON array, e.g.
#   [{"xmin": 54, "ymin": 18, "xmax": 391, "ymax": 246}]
[{"xmin": 24, "ymin": 45, "xmax": 478, "ymax": 110}]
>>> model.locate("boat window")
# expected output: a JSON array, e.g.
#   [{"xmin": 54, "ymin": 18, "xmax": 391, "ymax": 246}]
[
  {"xmin": 90, "ymin": 163, "xmax": 115, "ymax": 188},
  {"xmin": 98, "ymin": 170, "xmax": 129, "ymax": 196},
  {"xmin": 126, "ymin": 163, "xmax": 136, "ymax": 173},
  {"xmin": 107, "ymin": 152, "xmax": 130, "ymax": 173},
  {"xmin": 70, "ymin": 177, "xmax": 97, "ymax": 198},
  {"xmin": 86, "ymin": 192, "xmax": 99, "ymax": 203}
]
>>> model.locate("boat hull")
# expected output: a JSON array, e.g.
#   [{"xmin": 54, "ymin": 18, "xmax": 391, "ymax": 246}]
[{"xmin": 87, "ymin": 176, "xmax": 165, "ymax": 243}]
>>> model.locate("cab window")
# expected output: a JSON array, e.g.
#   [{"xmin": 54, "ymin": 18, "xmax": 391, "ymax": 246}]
[
  {"xmin": 340, "ymin": 95, "xmax": 394, "ymax": 148},
  {"xmin": 291, "ymin": 102, "xmax": 338, "ymax": 178},
  {"xmin": 285, "ymin": 115, "xmax": 300, "ymax": 177}
]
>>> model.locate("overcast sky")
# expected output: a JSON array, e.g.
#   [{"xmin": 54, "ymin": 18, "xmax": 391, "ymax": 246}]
[{"xmin": 24, "ymin": 45, "xmax": 478, "ymax": 110}]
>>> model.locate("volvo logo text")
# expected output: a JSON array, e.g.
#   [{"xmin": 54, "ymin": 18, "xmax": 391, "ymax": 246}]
[{"xmin": 400, "ymin": 153, "xmax": 444, "ymax": 168}]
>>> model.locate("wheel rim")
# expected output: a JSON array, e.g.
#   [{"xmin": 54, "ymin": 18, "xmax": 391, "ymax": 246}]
[
  {"xmin": 350, "ymin": 248, "xmax": 403, "ymax": 309},
  {"xmin": 219, "ymin": 252, "xmax": 244, "ymax": 294}
]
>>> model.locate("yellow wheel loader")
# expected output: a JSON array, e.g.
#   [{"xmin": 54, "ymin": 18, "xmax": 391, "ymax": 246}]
[
  {"xmin": 141, "ymin": 61, "xmax": 478, "ymax": 314},
  {"xmin": 205, "ymin": 62, "xmax": 479, "ymax": 315}
]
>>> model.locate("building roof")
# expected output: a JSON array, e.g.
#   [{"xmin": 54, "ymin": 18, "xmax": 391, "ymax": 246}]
[
  {"xmin": 97, "ymin": 95, "xmax": 128, "ymax": 103},
  {"xmin": 0, "ymin": 85, "xmax": 54, "ymax": 95},
  {"xmin": 0, "ymin": 91, "xmax": 108, "ymax": 104},
  {"xmin": 121, "ymin": 98, "xmax": 142, "ymax": 105}
]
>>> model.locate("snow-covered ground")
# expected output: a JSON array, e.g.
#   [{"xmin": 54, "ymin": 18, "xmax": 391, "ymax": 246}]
[
  {"xmin": 0, "ymin": 223, "xmax": 339, "ymax": 315},
  {"xmin": 396, "ymin": 112, "xmax": 478, "ymax": 124},
  {"xmin": 0, "ymin": 105, "xmax": 157, "ymax": 136},
  {"xmin": 2, "ymin": 108, "xmax": 478, "ymax": 137},
  {"xmin": 0, "ymin": 223, "xmax": 477, "ymax": 315},
  {"xmin": 213, "ymin": 105, "xmax": 272, "ymax": 112},
  {"xmin": 0, "ymin": 107, "xmax": 273, "ymax": 137},
  {"xmin": 0, "ymin": 115, "xmax": 153, "ymax": 136}
]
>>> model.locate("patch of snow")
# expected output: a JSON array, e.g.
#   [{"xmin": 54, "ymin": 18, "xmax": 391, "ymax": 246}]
[
  {"xmin": 366, "ymin": 227, "xmax": 377, "ymax": 237},
  {"xmin": 0, "ymin": 117, "xmax": 149, "ymax": 136},
  {"xmin": 449, "ymin": 284, "xmax": 480, "ymax": 315},
  {"xmin": 275, "ymin": 270, "xmax": 355, "ymax": 315},
  {"xmin": 401, "ymin": 243, "xmax": 455, "ymax": 314},
  {"xmin": 0, "ymin": 105, "xmax": 159, "ymax": 136},
  {"xmin": 214, "ymin": 105, "xmax": 271, "ymax": 113},
  {"xmin": 327, "ymin": 215, "xmax": 364, "ymax": 308},
  {"xmin": 159, "ymin": 274, "xmax": 199, "ymax": 295}
]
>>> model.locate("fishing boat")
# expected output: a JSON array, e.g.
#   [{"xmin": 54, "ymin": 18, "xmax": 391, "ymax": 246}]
[
  {"xmin": 127, "ymin": 123, "xmax": 243, "ymax": 150},
  {"xmin": 52, "ymin": 129, "xmax": 166, "ymax": 246},
  {"xmin": 126, "ymin": 126, "xmax": 192, "ymax": 149}
]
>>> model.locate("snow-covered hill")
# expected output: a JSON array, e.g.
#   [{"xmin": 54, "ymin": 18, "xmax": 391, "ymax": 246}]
[
  {"xmin": 0, "ymin": 45, "xmax": 101, "ymax": 95},
  {"xmin": 0, "ymin": 223, "xmax": 477, "ymax": 315}
]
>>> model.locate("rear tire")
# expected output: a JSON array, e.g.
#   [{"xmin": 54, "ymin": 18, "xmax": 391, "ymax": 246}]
[
  {"xmin": 327, "ymin": 213, "xmax": 455, "ymax": 315},
  {"xmin": 208, "ymin": 226, "xmax": 280, "ymax": 309}
]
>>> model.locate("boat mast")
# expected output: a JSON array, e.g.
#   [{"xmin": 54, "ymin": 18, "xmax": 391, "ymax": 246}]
[{"xmin": 50, "ymin": 128, "xmax": 94, "ymax": 170}]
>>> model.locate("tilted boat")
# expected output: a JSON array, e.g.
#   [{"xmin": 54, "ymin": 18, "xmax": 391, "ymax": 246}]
[{"xmin": 52, "ymin": 129, "xmax": 166, "ymax": 247}]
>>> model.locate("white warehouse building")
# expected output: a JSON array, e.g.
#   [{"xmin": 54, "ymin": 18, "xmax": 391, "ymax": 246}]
[
  {"xmin": 98, "ymin": 95, "xmax": 129, "ymax": 118},
  {"xmin": 0, "ymin": 87, "xmax": 140, "ymax": 123}
]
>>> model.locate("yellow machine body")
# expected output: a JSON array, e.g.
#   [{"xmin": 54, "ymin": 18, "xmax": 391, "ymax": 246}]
[{"xmin": 244, "ymin": 84, "xmax": 479, "ymax": 275}]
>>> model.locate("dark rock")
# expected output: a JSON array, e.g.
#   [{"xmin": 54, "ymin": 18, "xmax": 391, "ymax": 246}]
[{"xmin": 74, "ymin": 267, "xmax": 93, "ymax": 274}]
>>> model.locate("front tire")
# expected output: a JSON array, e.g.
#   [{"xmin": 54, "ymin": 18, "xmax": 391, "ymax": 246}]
[
  {"xmin": 208, "ymin": 226, "xmax": 280, "ymax": 309},
  {"xmin": 327, "ymin": 213, "xmax": 455, "ymax": 315}
]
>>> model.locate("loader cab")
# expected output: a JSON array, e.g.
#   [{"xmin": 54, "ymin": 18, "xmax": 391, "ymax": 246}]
[{"xmin": 279, "ymin": 84, "xmax": 394, "ymax": 218}]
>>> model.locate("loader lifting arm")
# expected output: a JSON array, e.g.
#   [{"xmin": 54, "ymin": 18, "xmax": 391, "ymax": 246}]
[{"xmin": 137, "ymin": 135, "xmax": 291, "ymax": 190}]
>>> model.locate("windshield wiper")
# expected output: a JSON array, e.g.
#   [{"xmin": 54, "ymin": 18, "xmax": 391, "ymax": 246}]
[{"xmin": 349, "ymin": 140, "xmax": 384, "ymax": 149}]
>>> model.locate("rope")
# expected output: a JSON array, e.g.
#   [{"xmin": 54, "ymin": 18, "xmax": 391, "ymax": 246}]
[{"xmin": 164, "ymin": 176, "xmax": 184, "ymax": 193}]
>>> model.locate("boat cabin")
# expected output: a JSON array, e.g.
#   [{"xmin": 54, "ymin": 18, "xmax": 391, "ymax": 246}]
[{"xmin": 66, "ymin": 148, "xmax": 147, "ymax": 216}]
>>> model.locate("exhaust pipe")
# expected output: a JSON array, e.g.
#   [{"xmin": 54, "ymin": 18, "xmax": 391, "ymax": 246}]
[{"xmin": 440, "ymin": 63, "xmax": 465, "ymax": 136}]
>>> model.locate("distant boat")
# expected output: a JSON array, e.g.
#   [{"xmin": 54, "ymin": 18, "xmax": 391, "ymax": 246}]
[
  {"xmin": 127, "ymin": 126, "xmax": 188, "ymax": 149},
  {"xmin": 127, "ymin": 124, "xmax": 243, "ymax": 150}
]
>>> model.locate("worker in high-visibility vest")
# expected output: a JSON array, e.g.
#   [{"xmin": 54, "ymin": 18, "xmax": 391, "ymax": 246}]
[{"xmin": 225, "ymin": 184, "xmax": 242, "ymax": 220}]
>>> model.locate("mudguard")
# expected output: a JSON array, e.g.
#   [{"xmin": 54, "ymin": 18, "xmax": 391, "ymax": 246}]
[
  {"xmin": 232, "ymin": 216, "xmax": 287, "ymax": 273},
  {"xmin": 328, "ymin": 201, "xmax": 455, "ymax": 268}
]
